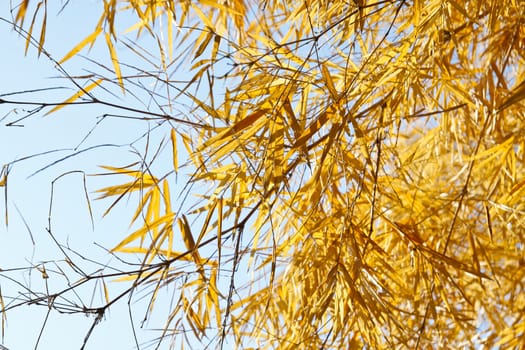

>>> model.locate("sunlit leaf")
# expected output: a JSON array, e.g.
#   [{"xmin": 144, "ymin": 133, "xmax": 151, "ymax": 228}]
[
  {"xmin": 104, "ymin": 32, "xmax": 124, "ymax": 93},
  {"xmin": 45, "ymin": 79, "xmax": 103, "ymax": 115},
  {"xmin": 112, "ymin": 212, "xmax": 176, "ymax": 252},
  {"xmin": 58, "ymin": 26, "xmax": 103, "ymax": 64}
]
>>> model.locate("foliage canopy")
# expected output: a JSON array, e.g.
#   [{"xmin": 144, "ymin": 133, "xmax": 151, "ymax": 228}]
[{"xmin": 2, "ymin": 0, "xmax": 525, "ymax": 348}]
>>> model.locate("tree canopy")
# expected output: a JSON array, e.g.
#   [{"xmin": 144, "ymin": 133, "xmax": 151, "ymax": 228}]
[{"xmin": 2, "ymin": 0, "xmax": 525, "ymax": 348}]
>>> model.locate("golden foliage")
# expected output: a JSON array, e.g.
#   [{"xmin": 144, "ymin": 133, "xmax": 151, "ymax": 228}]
[{"xmin": 9, "ymin": 0, "xmax": 525, "ymax": 348}]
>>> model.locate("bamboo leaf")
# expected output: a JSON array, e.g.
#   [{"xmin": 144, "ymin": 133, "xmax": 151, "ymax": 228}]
[
  {"xmin": 24, "ymin": 2, "xmax": 42, "ymax": 55},
  {"xmin": 178, "ymin": 215, "xmax": 196, "ymax": 252},
  {"xmin": 194, "ymin": 29, "xmax": 214, "ymax": 60},
  {"xmin": 15, "ymin": 0, "xmax": 30, "ymax": 26},
  {"xmin": 112, "ymin": 212, "xmax": 176, "ymax": 252},
  {"xmin": 195, "ymin": 199, "xmax": 217, "ymax": 247},
  {"xmin": 104, "ymin": 32, "xmax": 124, "ymax": 93},
  {"xmin": 59, "ymin": 26, "xmax": 103, "ymax": 64},
  {"xmin": 499, "ymin": 79, "xmax": 525, "ymax": 111},
  {"xmin": 170, "ymin": 128, "xmax": 178, "ymax": 173},
  {"xmin": 37, "ymin": 3, "xmax": 46, "ymax": 56},
  {"xmin": 45, "ymin": 79, "xmax": 102, "ymax": 115},
  {"xmin": 200, "ymin": 109, "xmax": 268, "ymax": 150},
  {"xmin": 217, "ymin": 197, "xmax": 223, "ymax": 265},
  {"xmin": 321, "ymin": 63, "xmax": 338, "ymax": 98}
]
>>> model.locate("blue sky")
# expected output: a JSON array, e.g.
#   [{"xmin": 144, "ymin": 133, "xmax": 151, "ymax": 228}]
[{"xmin": 0, "ymin": 2, "xmax": 194, "ymax": 349}]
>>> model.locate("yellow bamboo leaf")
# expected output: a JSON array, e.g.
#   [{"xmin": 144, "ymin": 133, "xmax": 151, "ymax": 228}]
[
  {"xmin": 178, "ymin": 215, "xmax": 204, "ymax": 268},
  {"xmin": 102, "ymin": 278, "xmax": 110, "ymax": 304},
  {"xmin": 0, "ymin": 285, "xmax": 5, "ymax": 337},
  {"xmin": 145, "ymin": 188, "xmax": 161, "ymax": 243},
  {"xmin": 170, "ymin": 128, "xmax": 178, "ymax": 172},
  {"xmin": 321, "ymin": 63, "xmax": 338, "ymax": 98},
  {"xmin": 59, "ymin": 26, "xmax": 103, "ymax": 64},
  {"xmin": 166, "ymin": 224, "xmax": 174, "ymax": 260},
  {"xmin": 124, "ymin": 16, "xmax": 151, "ymax": 35},
  {"xmin": 179, "ymin": 64, "xmax": 210, "ymax": 99},
  {"xmin": 235, "ymin": 78, "xmax": 288, "ymax": 101},
  {"xmin": 24, "ymin": 2, "xmax": 42, "ymax": 55},
  {"xmin": 111, "ymin": 212, "xmax": 175, "ymax": 251},
  {"xmin": 468, "ymin": 136, "xmax": 514, "ymax": 164},
  {"xmin": 421, "ymin": 245, "xmax": 491, "ymax": 279},
  {"xmin": 156, "ymin": 35, "xmax": 167, "ymax": 72},
  {"xmin": 217, "ymin": 197, "xmax": 223, "ymax": 265},
  {"xmin": 95, "ymin": 182, "xmax": 144, "ymax": 199},
  {"xmin": 293, "ymin": 109, "xmax": 330, "ymax": 149},
  {"xmin": 98, "ymin": 164, "xmax": 156, "ymax": 181},
  {"xmin": 162, "ymin": 179, "xmax": 172, "ymax": 214},
  {"xmin": 183, "ymin": 296, "xmax": 205, "ymax": 338},
  {"xmin": 191, "ymin": 4, "xmax": 215, "ymax": 31},
  {"xmin": 195, "ymin": 200, "xmax": 217, "ymax": 247},
  {"xmin": 167, "ymin": 8, "xmax": 173, "ymax": 61},
  {"xmin": 104, "ymin": 32, "xmax": 124, "ymax": 93},
  {"xmin": 211, "ymin": 33, "xmax": 221, "ymax": 62},
  {"xmin": 208, "ymin": 263, "xmax": 221, "ymax": 328},
  {"xmin": 509, "ymin": 178, "xmax": 525, "ymax": 198},
  {"xmin": 199, "ymin": 109, "xmax": 268, "ymax": 151},
  {"xmin": 15, "ymin": 0, "xmax": 29, "ymax": 26},
  {"xmin": 145, "ymin": 268, "xmax": 167, "ymax": 314},
  {"xmin": 199, "ymin": 0, "xmax": 244, "ymax": 16},
  {"xmin": 45, "ymin": 79, "xmax": 103, "ymax": 116},
  {"xmin": 264, "ymin": 113, "xmax": 285, "ymax": 187},
  {"xmin": 283, "ymin": 98, "xmax": 301, "ymax": 137},
  {"xmin": 181, "ymin": 133, "xmax": 200, "ymax": 168},
  {"xmin": 194, "ymin": 29, "xmax": 214, "ymax": 60},
  {"xmin": 499, "ymin": 79, "xmax": 525, "ymax": 112},
  {"xmin": 37, "ymin": 5, "xmax": 47, "ymax": 56},
  {"xmin": 178, "ymin": 215, "xmax": 196, "ymax": 251},
  {"xmin": 416, "ymin": 3, "xmax": 441, "ymax": 34},
  {"xmin": 192, "ymin": 163, "xmax": 236, "ymax": 182},
  {"xmin": 116, "ymin": 246, "xmax": 195, "ymax": 261},
  {"xmin": 447, "ymin": 0, "xmax": 473, "ymax": 21},
  {"xmin": 98, "ymin": 184, "xmax": 148, "ymax": 219}
]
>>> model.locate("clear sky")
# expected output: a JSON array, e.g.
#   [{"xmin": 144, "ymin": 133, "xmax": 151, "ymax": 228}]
[{"xmin": 0, "ymin": 2, "xmax": 192, "ymax": 349}]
